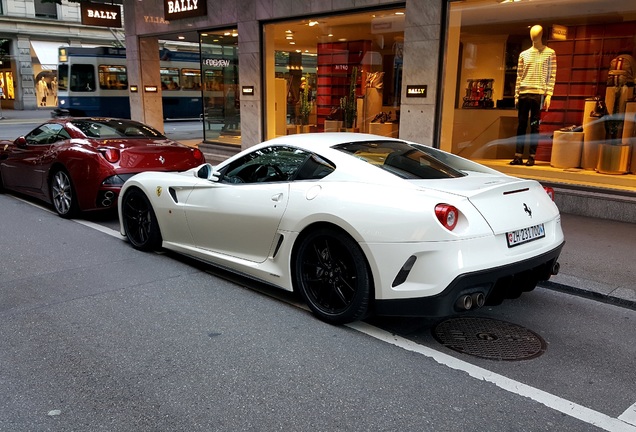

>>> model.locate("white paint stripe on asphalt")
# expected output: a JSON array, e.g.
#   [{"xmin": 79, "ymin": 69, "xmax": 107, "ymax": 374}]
[
  {"xmin": 73, "ymin": 219, "xmax": 123, "ymax": 239},
  {"xmin": 620, "ymin": 403, "xmax": 636, "ymax": 426},
  {"xmin": 347, "ymin": 321, "xmax": 636, "ymax": 432}
]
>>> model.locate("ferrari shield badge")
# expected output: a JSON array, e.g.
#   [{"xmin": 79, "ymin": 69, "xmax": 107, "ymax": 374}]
[{"xmin": 156, "ymin": 186, "xmax": 162, "ymax": 197}]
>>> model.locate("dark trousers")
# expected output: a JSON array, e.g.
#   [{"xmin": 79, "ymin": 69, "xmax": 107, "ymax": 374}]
[{"xmin": 516, "ymin": 94, "xmax": 542, "ymax": 157}]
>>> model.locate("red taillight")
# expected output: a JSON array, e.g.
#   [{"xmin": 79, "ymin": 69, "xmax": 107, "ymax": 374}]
[
  {"xmin": 543, "ymin": 186, "xmax": 555, "ymax": 201},
  {"xmin": 193, "ymin": 148, "xmax": 204, "ymax": 162},
  {"xmin": 435, "ymin": 204, "xmax": 459, "ymax": 231},
  {"xmin": 99, "ymin": 148, "xmax": 120, "ymax": 163}
]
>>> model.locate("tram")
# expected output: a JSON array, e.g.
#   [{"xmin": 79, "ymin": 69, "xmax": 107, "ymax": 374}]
[{"xmin": 55, "ymin": 46, "xmax": 203, "ymax": 119}]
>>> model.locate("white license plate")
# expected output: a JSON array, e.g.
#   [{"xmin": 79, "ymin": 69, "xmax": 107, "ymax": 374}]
[{"xmin": 506, "ymin": 223, "xmax": 545, "ymax": 247}]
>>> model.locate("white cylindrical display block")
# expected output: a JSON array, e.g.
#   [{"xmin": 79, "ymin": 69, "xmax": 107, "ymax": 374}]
[
  {"xmin": 582, "ymin": 100, "xmax": 606, "ymax": 169},
  {"xmin": 551, "ymin": 131, "xmax": 583, "ymax": 168}
]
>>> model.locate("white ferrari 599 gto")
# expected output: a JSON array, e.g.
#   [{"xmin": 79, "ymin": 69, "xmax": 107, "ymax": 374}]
[{"xmin": 119, "ymin": 133, "xmax": 564, "ymax": 324}]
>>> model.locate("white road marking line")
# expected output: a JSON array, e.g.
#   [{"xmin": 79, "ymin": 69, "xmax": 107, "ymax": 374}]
[
  {"xmin": 347, "ymin": 321, "xmax": 636, "ymax": 432},
  {"xmin": 7, "ymin": 194, "xmax": 123, "ymax": 239},
  {"xmin": 73, "ymin": 219, "xmax": 123, "ymax": 239},
  {"xmin": 620, "ymin": 403, "xmax": 636, "ymax": 425}
]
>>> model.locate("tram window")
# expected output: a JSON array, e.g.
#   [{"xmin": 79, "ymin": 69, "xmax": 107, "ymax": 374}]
[
  {"xmin": 161, "ymin": 67, "xmax": 180, "ymax": 90},
  {"xmin": 57, "ymin": 65, "xmax": 68, "ymax": 91},
  {"xmin": 70, "ymin": 64, "xmax": 95, "ymax": 92},
  {"xmin": 180, "ymin": 68, "xmax": 201, "ymax": 90},
  {"xmin": 98, "ymin": 65, "xmax": 128, "ymax": 90}
]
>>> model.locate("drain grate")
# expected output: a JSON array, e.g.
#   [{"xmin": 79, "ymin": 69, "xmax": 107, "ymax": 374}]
[{"xmin": 432, "ymin": 317, "xmax": 547, "ymax": 361}]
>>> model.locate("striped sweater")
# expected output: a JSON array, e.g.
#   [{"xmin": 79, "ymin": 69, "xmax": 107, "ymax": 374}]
[{"xmin": 515, "ymin": 46, "xmax": 557, "ymax": 100}]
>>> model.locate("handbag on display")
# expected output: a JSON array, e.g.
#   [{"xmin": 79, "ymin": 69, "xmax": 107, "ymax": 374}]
[{"xmin": 589, "ymin": 96, "xmax": 609, "ymax": 118}]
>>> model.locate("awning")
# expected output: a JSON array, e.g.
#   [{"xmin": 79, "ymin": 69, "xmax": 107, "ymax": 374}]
[{"xmin": 30, "ymin": 41, "xmax": 68, "ymax": 70}]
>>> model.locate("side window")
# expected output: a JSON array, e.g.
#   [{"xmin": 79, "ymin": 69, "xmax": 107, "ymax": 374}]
[
  {"xmin": 98, "ymin": 65, "xmax": 128, "ymax": 90},
  {"xmin": 70, "ymin": 64, "xmax": 95, "ymax": 92},
  {"xmin": 220, "ymin": 146, "xmax": 329, "ymax": 184},
  {"xmin": 161, "ymin": 67, "xmax": 180, "ymax": 90},
  {"xmin": 25, "ymin": 124, "xmax": 66, "ymax": 145}
]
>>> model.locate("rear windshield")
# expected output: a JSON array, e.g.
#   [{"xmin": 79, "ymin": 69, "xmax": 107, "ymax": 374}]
[
  {"xmin": 334, "ymin": 141, "xmax": 466, "ymax": 180},
  {"xmin": 69, "ymin": 119, "xmax": 165, "ymax": 139}
]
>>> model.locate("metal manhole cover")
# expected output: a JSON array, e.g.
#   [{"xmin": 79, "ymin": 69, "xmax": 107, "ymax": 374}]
[{"xmin": 432, "ymin": 317, "xmax": 547, "ymax": 361}]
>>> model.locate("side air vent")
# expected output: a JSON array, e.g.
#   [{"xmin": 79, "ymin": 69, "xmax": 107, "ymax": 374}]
[{"xmin": 169, "ymin": 187, "xmax": 178, "ymax": 203}]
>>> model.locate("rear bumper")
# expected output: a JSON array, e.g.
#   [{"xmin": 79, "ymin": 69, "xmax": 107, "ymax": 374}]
[{"xmin": 373, "ymin": 241, "xmax": 564, "ymax": 317}]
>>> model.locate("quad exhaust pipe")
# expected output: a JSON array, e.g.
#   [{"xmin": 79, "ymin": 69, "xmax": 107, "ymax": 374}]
[{"xmin": 455, "ymin": 292, "xmax": 486, "ymax": 311}]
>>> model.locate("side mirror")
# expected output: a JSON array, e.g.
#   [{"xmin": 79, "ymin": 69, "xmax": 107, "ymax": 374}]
[
  {"xmin": 15, "ymin": 137, "xmax": 27, "ymax": 148},
  {"xmin": 196, "ymin": 163, "xmax": 213, "ymax": 179}
]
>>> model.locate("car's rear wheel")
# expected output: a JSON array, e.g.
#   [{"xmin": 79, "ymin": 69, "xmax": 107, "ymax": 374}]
[
  {"xmin": 121, "ymin": 188, "xmax": 162, "ymax": 251},
  {"xmin": 50, "ymin": 169, "xmax": 78, "ymax": 218},
  {"xmin": 294, "ymin": 228, "xmax": 371, "ymax": 324}
]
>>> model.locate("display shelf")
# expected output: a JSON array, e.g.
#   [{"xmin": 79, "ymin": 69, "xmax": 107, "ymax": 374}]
[{"xmin": 315, "ymin": 40, "xmax": 371, "ymax": 127}]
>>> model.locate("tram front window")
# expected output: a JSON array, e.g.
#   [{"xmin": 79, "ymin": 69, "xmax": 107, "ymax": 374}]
[{"xmin": 70, "ymin": 64, "xmax": 96, "ymax": 92}]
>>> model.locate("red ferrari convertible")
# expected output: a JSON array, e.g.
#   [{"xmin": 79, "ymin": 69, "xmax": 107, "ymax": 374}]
[{"xmin": 0, "ymin": 117, "xmax": 205, "ymax": 218}]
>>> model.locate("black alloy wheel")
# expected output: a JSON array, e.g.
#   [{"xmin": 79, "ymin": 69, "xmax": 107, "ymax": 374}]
[
  {"xmin": 294, "ymin": 228, "xmax": 371, "ymax": 324},
  {"xmin": 50, "ymin": 169, "xmax": 78, "ymax": 218},
  {"xmin": 122, "ymin": 188, "xmax": 162, "ymax": 251}
]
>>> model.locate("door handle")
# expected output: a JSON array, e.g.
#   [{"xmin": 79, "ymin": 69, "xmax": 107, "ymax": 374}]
[{"xmin": 271, "ymin": 193, "xmax": 283, "ymax": 202}]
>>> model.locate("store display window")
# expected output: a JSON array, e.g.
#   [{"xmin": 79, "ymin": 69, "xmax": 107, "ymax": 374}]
[
  {"xmin": 441, "ymin": 0, "xmax": 636, "ymax": 187},
  {"xmin": 263, "ymin": 8, "xmax": 405, "ymax": 139},
  {"xmin": 200, "ymin": 30, "xmax": 240, "ymax": 145},
  {"xmin": 1, "ymin": 71, "xmax": 15, "ymax": 100}
]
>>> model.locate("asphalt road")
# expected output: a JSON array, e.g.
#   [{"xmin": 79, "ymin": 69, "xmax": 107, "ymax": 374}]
[{"xmin": 1, "ymin": 193, "xmax": 635, "ymax": 431}]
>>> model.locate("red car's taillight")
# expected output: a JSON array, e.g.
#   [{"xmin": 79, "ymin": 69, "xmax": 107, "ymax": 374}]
[
  {"xmin": 193, "ymin": 148, "xmax": 204, "ymax": 162},
  {"xmin": 543, "ymin": 186, "xmax": 555, "ymax": 201},
  {"xmin": 99, "ymin": 148, "xmax": 120, "ymax": 163},
  {"xmin": 435, "ymin": 204, "xmax": 459, "ymax": 231}
]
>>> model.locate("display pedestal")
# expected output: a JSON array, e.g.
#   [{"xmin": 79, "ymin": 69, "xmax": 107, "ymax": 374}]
[
  {"xmin": 551, "ymin": 131, "xmax": 583, "ymax": 168},
  {"xmin": 596, "ymin": 144, "xmax": 631, "ymax": 175},
  {"xmin": 324, "ymin": 120, "xmax": 342, "ymax": 132},
  {"xmin": 625, "ymin": 102, "xmax": 636, "ymax": 174},
  {"xmin": 369, "ymin": 122, "xmax": 398, "ymax": 138},
  {"xmin": 582, "ymin": 99, "xmax": 606, "ymax": 169}
]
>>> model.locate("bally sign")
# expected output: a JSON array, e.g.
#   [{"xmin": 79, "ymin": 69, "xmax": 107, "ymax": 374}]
[
  {"xmin": 164, "ymin": 0, "xmax": 207, "ymax": 20},
  {"xmin": 406, "ymin": 85, "xmax": 428, "ymax": 98},
  {"xmin": 81, "ymin": 2, "xmax": 122, "ymax": 28}
]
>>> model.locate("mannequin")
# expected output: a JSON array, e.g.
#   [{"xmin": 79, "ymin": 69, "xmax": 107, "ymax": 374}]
[{"xmin": 510, "ymin": 25, "xmax": 557, "ymax": 166}]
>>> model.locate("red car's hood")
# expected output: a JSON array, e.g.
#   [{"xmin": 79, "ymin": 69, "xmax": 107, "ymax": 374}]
[{"xmin": 97, "ymin": 138, "xmax": 204, "ymax": 170}]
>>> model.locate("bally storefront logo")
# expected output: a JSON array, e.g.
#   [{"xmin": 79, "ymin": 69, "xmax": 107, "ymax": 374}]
[
  {"xmin": 81, "ymin": 2, "xmax": 122, "ymax": 28},
  {"xmin": 164, "ymin": 0, "xmax": 207, "ymax": 20}
]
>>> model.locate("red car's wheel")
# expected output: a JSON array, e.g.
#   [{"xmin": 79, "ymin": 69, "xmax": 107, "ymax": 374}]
[
  {"xmin": 294, "ymin": 228, "xmax": 371, "ymax": 324},
  {"xmin": 122, "ymin": 188, "xmax": 162, "ymax": 251},
  {"xmin": 50, "ymin": 169, "xmax": 78, "ymax": 218}
]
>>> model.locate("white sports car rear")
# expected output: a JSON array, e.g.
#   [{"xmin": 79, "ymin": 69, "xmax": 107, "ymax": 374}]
[{"xmin": 118, "ymin": 133, "xmax": 564, "ymax": 324}]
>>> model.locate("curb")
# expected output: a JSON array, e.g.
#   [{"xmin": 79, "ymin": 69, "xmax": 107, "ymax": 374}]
[{"xmin": 541, "ymin": 280, "xmax": 636, "ymax": 311}]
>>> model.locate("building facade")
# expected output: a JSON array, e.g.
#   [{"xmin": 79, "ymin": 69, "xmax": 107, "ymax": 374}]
[
  {"xmin": 121, "ymin": 1, "xmax": 636, "ymax": 199},
  {"xmin": 0, "ymin": 0, "xmax": 122, "ymax": 110}
]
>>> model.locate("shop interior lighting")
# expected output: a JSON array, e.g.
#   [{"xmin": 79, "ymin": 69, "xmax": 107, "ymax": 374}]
[{"xmin": 308, "ymin": 20, "xmax": 319, "ymax": 26}]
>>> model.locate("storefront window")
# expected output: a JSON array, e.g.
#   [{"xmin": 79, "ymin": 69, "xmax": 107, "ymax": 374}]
[
  {"xmin": 200, "ymin": 30, "xmax": 239, "ymax": 145},
  {"xmin": 1, "ymin": 71, "xmax": 15, "ymax": 100},
  {"xmin": 441, "ymin": 0, "xmax": 636, "ymax": 188},
  {"xmin": 263, "ymin": 8, "xmax": 405, "ymax": 139}
]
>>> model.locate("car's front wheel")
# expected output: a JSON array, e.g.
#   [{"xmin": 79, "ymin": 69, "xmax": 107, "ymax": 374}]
[
  {"xmin": 50, "ymin": 169, "xmax": 78, "ymax": 218},
  {"xmin": 121, "ymin": 188, "xmax": 162, "ymax": 251},
  {"xmin": 294, "ymin": 228, "xmax": 371, "ymax": 324}
]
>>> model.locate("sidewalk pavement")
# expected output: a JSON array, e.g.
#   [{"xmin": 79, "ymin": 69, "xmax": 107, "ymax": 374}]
[
  {"xmin": 1, "ymin": 109, "xmax": 635, "ymax": 311},
  {"xmin": 545, "ymin": 213, "xmax": 636, "ymax": 311},
  {"xmin": 0, "ymin": 107, "xmax": 53, "ymax": 122}
]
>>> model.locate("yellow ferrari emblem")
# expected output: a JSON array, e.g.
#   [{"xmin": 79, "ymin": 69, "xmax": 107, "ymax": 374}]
[{"xmin": 156, "ymin": 186, "xmax": 162, "ymax": 197}]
